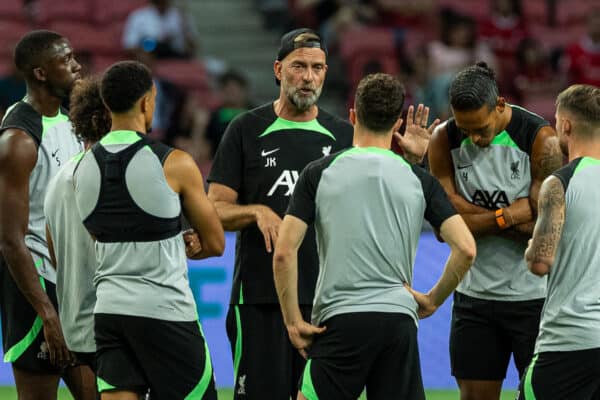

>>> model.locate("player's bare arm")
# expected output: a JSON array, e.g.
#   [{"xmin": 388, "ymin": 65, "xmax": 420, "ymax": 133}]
[
  {"xmin": 165, "ymin": 149, "xmax": 224, "ymax": 259},
  {"xmin": 430, "ymin": 123, "xmax": 535, "ymax": 237},
  {"xmin": 529, "ymin": 127, "xmax": 564, "ymax": 215},
  {"xmin": 525, "ymin": 176, "xmax": 565, "ymax": 276},
  {"xmin": 406, "ymin": 215, "xmax": 476, "ymax": 319},
  {"xmin": 509, "ymin": 127, "xmax": 562, "ymax": 238},
  {"xmin": 208, "ymin": 183, "xmax": 282, "ymax": 253},
  {"xmin": 0, "ymin": 129, "xmax": 71, "ymax": 366},
  {"xmin": 273, "ymin": 215, "xmax": 325, "ymax": 359},
  {"xmin": 393, "ymin": 104, "xmax": 440, "ymax": 164}
]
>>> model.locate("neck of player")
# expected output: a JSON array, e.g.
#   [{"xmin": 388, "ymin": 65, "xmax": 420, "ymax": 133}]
[
  {"xmin": 353, "ymin": 125, "xmax": 392, "ymax": 149},
  {"xmin": 24, "ymin": 87, "xmax": 64, "ymax": 117},
  {"xmin": 273, "ymin": 98, "xmax": 318, "ymax": 122},
  {"xmin": 568, "ymin": 135, "xmax": 600, "ymax": 161},
  {"xmin": 109, "ymin": 113, "xmax": 149, "ymax": 135}
]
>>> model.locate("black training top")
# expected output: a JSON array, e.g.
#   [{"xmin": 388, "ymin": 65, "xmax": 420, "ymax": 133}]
[{"xmin": 208, "ymin": 102, "xmax": 353, "ymax": 305}]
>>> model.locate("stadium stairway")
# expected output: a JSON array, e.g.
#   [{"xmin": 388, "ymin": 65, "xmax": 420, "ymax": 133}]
[{"xmin": 188, "ymin": 0, "xmax": 280, "ymax": 104}]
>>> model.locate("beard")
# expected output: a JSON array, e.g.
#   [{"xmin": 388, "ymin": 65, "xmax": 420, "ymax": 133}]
[{"xmin": 284, "ymin": 84, "xmax": 322, "ymax": 111}]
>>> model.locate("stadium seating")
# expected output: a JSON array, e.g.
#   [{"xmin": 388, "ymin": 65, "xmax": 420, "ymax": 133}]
[
  {"xmin": 0, "ymin": 0, "xmax": 27, "ymax": 22},
  {"xmin": 49, "ymin": 21, "xmax": 124, "ymax": 56},
  {"xmin": 555, "ymin": 0, "xmax": 596, "ymax": 26},
  {"xmin": 0, "ymin": 21, "xmax": 32, "ymax": 58},
  {"xmin": 35, "ymin": 0, "xmax": 92, "ymax": 24},
  {"xmin": 91, "ymin": 0, "xmax": 147, "ymax": 25},
  {"xmin": 154, "ymin": 60, "xmax": 210, "ymax": 91}
]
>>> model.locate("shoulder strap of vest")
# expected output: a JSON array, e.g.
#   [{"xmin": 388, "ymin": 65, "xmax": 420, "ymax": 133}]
[
  {"xmin": 91, "ymin": 136, "xmax": 151, "ymax": 182},
  {"xmin": 147, "ymin": 139, "xmax": 174, "ymax": 165}
]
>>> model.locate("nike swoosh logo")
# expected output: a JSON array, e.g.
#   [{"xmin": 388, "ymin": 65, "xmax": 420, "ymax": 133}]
[
  {"xmin": 261, "ymin": 148, "xmax": 280, "ymax": 157},
  {"xmin": 457, "ymin": 164, "xmax": 472, "ymax": 170}
]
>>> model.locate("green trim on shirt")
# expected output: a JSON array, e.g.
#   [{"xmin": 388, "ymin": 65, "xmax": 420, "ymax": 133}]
[{"xmin": 259, "ymin": 117, "xmax": 335, "ymax": 140}]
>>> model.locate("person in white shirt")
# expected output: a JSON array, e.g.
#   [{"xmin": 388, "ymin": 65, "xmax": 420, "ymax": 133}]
[{"xmin": 122, "ymin": 0, "xmax": 199, "ymax": 59}]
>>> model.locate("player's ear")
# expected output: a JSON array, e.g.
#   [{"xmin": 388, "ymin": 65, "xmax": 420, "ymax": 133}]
[
  {"xmin": 563, "ymin": 118, "xmax": 572, "ymax": 137},
  {"xmin": 349, "ymin": 108, "xmax": 356, "ymax": 126},
  {"xmin": 274, "ymin": 60, "xmax": 282, "ymax": 82},
  {"xmin": 33, "ymin": 67, "xmax": 46, "ymax": 82},
  {"xmin": 391, "ymin": 116, "xmax": 403, "ymax": 133},
  {"xmin": 496, "ymin": 97, "xmax": 506, "ymax": 113},
  {"xmin": 140, "ymin": 93, "xmax": 148, "ymax": 114}
]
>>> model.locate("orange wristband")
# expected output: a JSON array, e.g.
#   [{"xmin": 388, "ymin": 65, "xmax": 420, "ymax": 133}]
[{"xmin": 495, "ymin": 208, "xmax": 508, "ymax": 230}]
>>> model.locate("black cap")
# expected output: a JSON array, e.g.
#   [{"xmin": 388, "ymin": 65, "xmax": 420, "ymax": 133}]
[{"xmin": 275, "ymin": 28, "xmax": 327, "ymax": 85}]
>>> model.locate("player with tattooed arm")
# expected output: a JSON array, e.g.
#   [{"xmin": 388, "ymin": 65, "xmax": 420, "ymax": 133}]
[{"xmin": 517, "ymin": 84, "xmax": 600, "ymax": 400}]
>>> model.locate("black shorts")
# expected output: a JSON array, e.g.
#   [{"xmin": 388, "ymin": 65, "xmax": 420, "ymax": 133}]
[
  {"xmin": 73, "ymin": 351, "xmax": 96, "ymax": 373},
  {"xmin": 517, "ymin": 348, "xmax": 600, "ymax": 400},
  {"xmin": 95, "ymin": 313, "xmax": 217, "ymax": 400},
  {"xmin": 299, "ymin": 312, "xmax": 425, "ymax": 400},
  {"xmin": 0, "ymin": 255, "xmax": 61, "ymax": 374},
  {"xmin": 450, "ymin": 291, "xmax": 544, "ymax": 380},
  {"xmin": 226, "ymin": 303, "xmax": 311, "ymax": 400}
]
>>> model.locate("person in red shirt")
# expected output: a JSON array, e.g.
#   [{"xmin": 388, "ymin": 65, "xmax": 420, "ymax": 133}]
[
  {"xmin": 479, "ymin": 0, "xmax": 527, "ymax": 58},
  {"xmin": 565, "ymin": 9, "xmax": 600, "ymax": 86}
]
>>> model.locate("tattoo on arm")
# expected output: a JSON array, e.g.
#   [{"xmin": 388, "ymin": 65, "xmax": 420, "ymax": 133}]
[
  {"xmin": 535, "ymin": 137, "xmax": 563, "ymax": 178},
  {"xmin": 531, "ymin": 135, "xmax": 563, "ymax": 212},
  {"xmin": 530, "ymin": 177, "xmax": 565, "ymax": 264}
]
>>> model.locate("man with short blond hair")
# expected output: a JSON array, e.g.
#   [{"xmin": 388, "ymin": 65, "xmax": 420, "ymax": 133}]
[{"xmin": 518, "ymin": 84, "xmax": 600, "ymax": 400}]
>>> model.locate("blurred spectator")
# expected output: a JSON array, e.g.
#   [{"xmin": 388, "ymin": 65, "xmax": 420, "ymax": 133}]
[
  {"xmin": 152, "ymin": 77, "xmax": 185, "ymax": 140},
  {"xmin": 429, "ymin": 11, "xmax": 496, "ymax": 77},
  {"xmin": 478, "ymin": 0, "xmax": 528, "ymax": 60},
  {"xmin": 0, "ymin": 65, "xmax": 26, "ymax": 121},
  {"xmin": 512, "ymin": 37, "xmax": 562, "ymax": 102},
  {"xmin": 564, "ymin": 8, "xmax": 600, "ymax": 86},
  {"xmin": 319, "ymin": 1, "xmax": 377, "ymax": 52},
  {"xmin": 122, "ymin": 0, "xmax": 199, "ymax": 60},
  {"xmin": 373, "ymin": 0, "xmax": 436, "ymax": 28},
  {"xmin": 169, "ymin": 93, "xmax": 212, "ymax": 181},
  {"xmin": 205, "ymin": 70, "xmax": 252, "ymax": 158},
  {"xmin": 427, "ymin": 10, "xmax": 497, "ymax": 118},
  {"xmin": 404, "ymin": 46, "xmax": 443, "ymax": 120}
]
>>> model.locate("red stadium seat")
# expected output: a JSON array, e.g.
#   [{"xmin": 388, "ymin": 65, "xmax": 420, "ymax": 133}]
[
  {"xmin": 530, "ymin": 23, "xmax": 587, "ymax": 50},
  {"xmin": 49, "ymin": 21, "xmax": 123, "ymax": 56},
  {"xmin": 189, "ymin": 88, "xmax": 222, "ymax": 110},
  {"xmin": 556, "ymin": 0, "xmax": 596, "ymax": 26},
  {"xmin": 347, "ymin": 54, "xmax": 399, "ymax": 87},
  {"xmin": 0, "ymin": 21, "xmax": 32, "ymax": 58},
  {"xmin": 35, "ymin": 0, "xmax": 92, "ymax": 24},
  {"xmin": 91, "ymin": 55, "xmax": 128, "ymax": 74},
  {"xmin": 0, "ymin": 0, "xmax": 27, "ymax": 22},
  {"xmin": 521, "ymin": 96, "xmax": 556, "ymax": 122},
  {"xmin": 0, "ymin": 58, "xmax": 12, "ymax": 77},
  {"xmin": 92, "ymin": 0, "xmax": 146, "ymax": 24},
  {"xmin": 339, "ymin": 28, "xmax": 396, "ymax": 61},
  {"xmin": 522, "ymin": 1, "xmax": 548, "ymax": 25},
  {"xmin": 153, "ymin": 60, "xmax": 210, "ymax": 91}
]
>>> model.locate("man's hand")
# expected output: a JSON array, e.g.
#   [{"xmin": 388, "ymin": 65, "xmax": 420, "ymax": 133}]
[
  {"xmin": 405, "ymin": 284, "xmax": 438, "ymax": 319},
  {"xmin": 394, "ymin": 104, "xmax": 441, "ymax": 164},
  {"xmin": 286, "ymin": 320, "xmax": 326, "ymax": 359},
  {"xmin": 42, "ymin": 311, "xmax": 72, "ymax": 367},
  {"xmin": 255, "ymin": 206, "xmax": 282, "ymax": 253},
  {"xmin": 183, "ymin": 229, "xmax": 203, "ymax": 259}
]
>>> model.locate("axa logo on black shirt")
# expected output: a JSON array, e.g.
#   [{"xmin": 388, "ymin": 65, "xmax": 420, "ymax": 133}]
[
  {"xmin": 267, "ymin": 169, "xmax": 299, "ymax": 196},
  {"xmin": 471, "ymin": 189, "xmax": 510, "ymax": 209}
]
